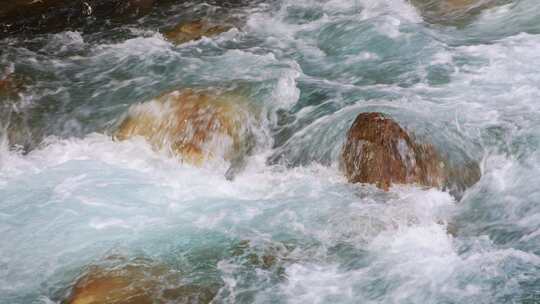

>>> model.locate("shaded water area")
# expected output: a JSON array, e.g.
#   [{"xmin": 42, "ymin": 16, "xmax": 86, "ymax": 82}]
[{"xmin": 1, "ymin": 0, "xmax": 540, "ymax": 303}]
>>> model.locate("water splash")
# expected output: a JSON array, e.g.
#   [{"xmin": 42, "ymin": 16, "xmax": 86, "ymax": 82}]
[{"xmin": 1, "ymin": 0, "xmax": 540, "ymax": 303}]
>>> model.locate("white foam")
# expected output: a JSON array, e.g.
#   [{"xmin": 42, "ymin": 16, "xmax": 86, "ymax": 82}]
[
  {"xmin": 271, "ymin": 67, "xmax": 301, "ymax": 109},
  {"xmin": 89, "ymin": 33, "xmax": 175, "ymax": 65},
  {"xmin": 3, "ymin": 0, "xmax": 540, "ymax": 302}
]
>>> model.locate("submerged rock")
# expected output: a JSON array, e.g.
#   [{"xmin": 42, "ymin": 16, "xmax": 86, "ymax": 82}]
[
  {"xmin": 163, "ymin": 20, "xmax": 232, "ymax": 45},
  {"xmin": 0, "ymin": 71, "xmax": 24, "ymax": 100},
  {"xmin": 231, "ymin": 240, "xmax": 292, "ymax": 270},
  {"xmin": 228, "ymin": 240, "xmax": 291, "ymax": 282},
  {"xmin": 0, "ymin": 68, "xmax": 37, "ymax": 97},
  {"xmin": 341, "ymin": 112, "xmax": 480, "ymax": 195},
  {"xmin": 409, "ymin": 0, "xmax": 502, "ymax": 25},
  {"xmin": 0, "ymin": 71, "xmax": 38, "ymax": 152},
  {"xmin": 65, "ymin": 257, "xmax": 217, "ymax": 304},
  {"xmin": 115, "ymin": 89, "xmax": 258, "ymax": 175}
]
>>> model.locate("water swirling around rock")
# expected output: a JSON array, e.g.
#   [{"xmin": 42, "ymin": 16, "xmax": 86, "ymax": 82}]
[{"xmin": 1, "ymin": 0, "xmax": 540, "ymax": 303}]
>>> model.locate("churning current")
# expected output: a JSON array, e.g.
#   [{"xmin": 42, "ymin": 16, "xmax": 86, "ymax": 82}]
[{"xmin": 1, "ymin": 0, "xmax": 540, "ymax": 303}]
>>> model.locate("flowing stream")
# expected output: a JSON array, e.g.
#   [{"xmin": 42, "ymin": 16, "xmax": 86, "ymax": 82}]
[{"xmin": 1, "ymin": 0, "xmax": 540, "ymax": 303}]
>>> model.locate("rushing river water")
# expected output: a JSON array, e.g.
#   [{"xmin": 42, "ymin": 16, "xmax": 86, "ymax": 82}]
[{"xmin": 2, "ymin": 0, "xmax": 540, "ymax": 303}]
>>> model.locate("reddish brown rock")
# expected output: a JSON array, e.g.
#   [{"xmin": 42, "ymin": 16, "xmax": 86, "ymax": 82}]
[
  {"xmin": 341, "ymin": 112, "xmax": 446, "ymax": 191},
  {"xmin": 163, "ymin": 20, "xmax": 232, "ymax": 45},
  {"xmin": 65, "ymin": 257, "xmax": 217, "ymax": 304},
  {"xmin": 341, "ymin": 112, "xmax": 481, "ymax": 195},
  {"xmin": 114, "ymin": 89, "xmax": 257, "ymax": 168}
]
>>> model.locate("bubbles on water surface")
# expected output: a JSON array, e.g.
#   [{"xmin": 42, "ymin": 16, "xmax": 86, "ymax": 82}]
[{"xmin": 1, "ymin": 0, "xmax": 540, "ymax": 303}]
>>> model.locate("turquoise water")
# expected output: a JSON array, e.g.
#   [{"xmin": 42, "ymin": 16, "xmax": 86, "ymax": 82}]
[{"xmin": 1, "ymin": 0, "xmax": 540, "ymax": 303}]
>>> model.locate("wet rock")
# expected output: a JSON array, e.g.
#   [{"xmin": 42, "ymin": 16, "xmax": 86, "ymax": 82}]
[
  {"xmin": 409, "ymin": 0, "xmax": 502, "ymax": 25},
  {"xmin": 115, "ymin": 89, "xmax": 258, "ymax": 173},
  {"xmin": 341, "ymin": 112, "xmax": 444, "ymax": 191},
  {"xmin": 444, "ymin": 158, "xmax": 482, "ymax": 198},
  {"xmin": 115, "ymin": 0, "xmax": 155, "ymax": 16},
  {"xmin": 163, "ymin": 20, "xmax": 232, "ymax": 45},
  {"xmin": 341, "ymin": 112, "xmax": 480, "ymax": 195},
  {"xmin": 0, "ymin": 74, "xmax": 21, "ymax": 100},
  {"xmin": 64, "ymin": 256, "xmax": 217, "ymax": 304},
  {"xmin": 0, "ymin": 0, "xmax": 157, "ymax": 38},
  {"xmin": 0, "ymin": 72, "xmax": 38, "ymax": 152},
  {"xmin": 0, "ymin": 0, "xmax": 53, "ymax": 21}
]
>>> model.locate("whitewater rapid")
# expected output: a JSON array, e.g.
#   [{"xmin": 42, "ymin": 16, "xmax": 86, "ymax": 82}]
[{"xmin": 1, "ymin": 0, "xmax": 540, "ymax": 303}]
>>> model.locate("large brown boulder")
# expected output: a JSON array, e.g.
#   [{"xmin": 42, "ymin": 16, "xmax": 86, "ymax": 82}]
[
  {"xmin": 64, "ymin": 257, "xmax": 217, "ymax": 304},
  {"xmin": 163, "ymin": 20, "xmax": 232, "ymax": 45},
  {"xmin": 341, "ymin": 112, "xmax": 444, "ymax": 190},
  {"xmin": 341, "ymin": 112, "xmax": 480, "ymax": 194},
  {"xmin": 114, "ymin": 89, "xmax": 258, "ymax": 173}
]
